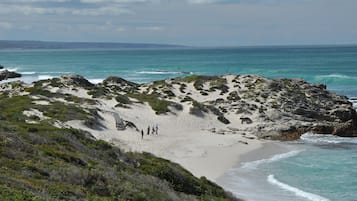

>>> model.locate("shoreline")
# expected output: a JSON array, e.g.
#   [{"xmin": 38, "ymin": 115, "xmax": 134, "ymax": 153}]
[{"xmin": 216, "ymin": 142, "xmax": 301, "ymax": 200}]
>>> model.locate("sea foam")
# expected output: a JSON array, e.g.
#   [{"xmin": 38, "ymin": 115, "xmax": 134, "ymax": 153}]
[
  {"xmin": 267, "ymin": 175, "xmax": 330, "ymax": 201},
  {"xmin": 20, "ymin": 71, "xmax": 36, "ymax": 75},
  {"xmin": 315, "ymin": 74, "xmax": 357, "ymax": 80},
  {"xmin": 241, "ymin": 150, "xmax": 304, "ymax": 170},
  {"xmin": 0, "ymin": 67, "xmax": 18, "ymax": 72},
  {"xmin": 88, "ymin": 79, "xmax": 104, "ymax": 84},
  {"xmin": 38, "ymin": 75, "xmax": 53, "ymax": 80},
  {"xmin": 301, "ymin": 133, "xmax": 357, "ymax": 144},
  {"xmin": 136, "ymin": 70, "xmax": 192, "ymax": 75}
]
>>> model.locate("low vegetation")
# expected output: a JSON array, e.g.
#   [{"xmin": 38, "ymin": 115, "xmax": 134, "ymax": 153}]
[
  {"xmin": 128, "ymin": 93, "xmax": 182, "ymax": 115},
  {"xmin": 0, "ymin": 89, "xmax": 239, "ymax": 201}
]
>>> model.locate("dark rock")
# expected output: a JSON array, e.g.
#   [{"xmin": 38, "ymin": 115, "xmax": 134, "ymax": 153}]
[
  {"xmin": 103, "ymin": 76, "xmax": 138, "ymax": 87},
  {"xmin": 227, "ymin": 91, "xmax": 240, "ymax": 101},
  {"xmin": 125, "ymin": 121, "xmax": 138, "ymax": 131},
  {"xmin": 61, "ymin": 74, "xmax": 94, "ymax": 88},
  {"xmin": 0, "ymin": 64, "xmax": 4, "ymax": 69},
  {"xmin": 240, "ymin": 117, "xmax": 253, "ymax": 124},
  {"xmin": 311, "ymin": 125, "xmax": 335, "ymax": 134},
  {"xmin": 215, "ymin": 98, "xmax": 225, "ymax": 104},
  {"xmin": 0, "ymin": 70, "xmax": 21, "ymax": 81},
  {"xmin": 218, "ymin": 116, "xmax": 230, "ymax": 124}
]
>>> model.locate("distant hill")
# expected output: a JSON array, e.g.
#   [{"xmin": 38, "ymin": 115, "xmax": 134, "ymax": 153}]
[{"xmin": 0, "ymin": 40, "xmax": 185, "ymax": 50}]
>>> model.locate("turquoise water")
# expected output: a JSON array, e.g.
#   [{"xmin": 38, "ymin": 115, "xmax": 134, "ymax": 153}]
[
  {"xmin": 219, "ymin": 135, "xmax": 357, "ymax": 201},
  {"xmin": 1, "ymin": 45, "xmax": 357, "ymax": 200},
  {"xmin": 1, "ymin": 46, "xmax": 357, "ymax": 96}
]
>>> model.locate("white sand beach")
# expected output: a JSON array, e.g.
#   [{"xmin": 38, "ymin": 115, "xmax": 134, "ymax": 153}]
[
  {"xmin": 68, "ymin": 107, "xmax": 265, "ymax": 181},
  {"xmin": 64, "ymin": 76, "xmax": 269, "ymax": 181}
]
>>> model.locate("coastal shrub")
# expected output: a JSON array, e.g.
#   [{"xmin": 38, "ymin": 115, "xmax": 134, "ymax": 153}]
[
  {"xmin": 179, "ymin": 84, "xmax": 187, "ymax": 93},
  {"xmin": 217, "ymin": 116, "xmax": 230, "ymax": 124},
  {"xmin": 189, "ymin": 101, "xmax": 208, "ymax": 117},
  {"xmin": 131, "ymin": 152, "xmax": 237, "ymax": 200},
  {"xmin": 25, "ymin": 87, "xmax": 55, "ymax": 97},
  {"xmin": 115, "ymin": 94, "xmax": 132, "ymax": 105},
  {"xmin": 209, "ymin": 78, "xmax": 229, "ymax": 94},
  {"xmin": 163, "ymin": 89, "xmax": 175, "ymax": 97},
  {"xmin": 0, "ymin": 184, "xmax": 44, "ymax": 201},
  {"xmin": 49, "ymin": 78, "xmax": 64, "ymax": 88},
  {"xmin": 181, "ymin": 96, "xmax": 194, "ymax": 103},
  {"xmin": 88, "ymin": 86, "xmax": 110, "ymax": 98},
  {"xmin": 169, "ymin": 102, "xmax": 183, "ymax": 111},
  {"xmin": 115, "ymin": 103, "xmax": 131, "ymax": 109},
  {"xmin": 227, "ymin": 91, "xmax": 240, "ymax": 101},
  {"xmin": 0, "ymin": 82, "xmax": 241, "ymax": 201},
  {"xmin": 200, "ymin": 91, "xmax": 209, "ymax": 96},
  {"xmin": 128, "ymin": 93, "xmax": 173, "ymax": 115},
  {"xmin": 38, "ymin": 102, "xmax": 89, "ymax": 122}
]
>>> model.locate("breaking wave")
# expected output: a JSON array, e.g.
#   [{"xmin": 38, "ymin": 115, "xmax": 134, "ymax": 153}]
[
  {"xmin": 136, "ymin": 70, "xmax": 193, "ymax": 75},
  {"xmin": 241, "ymin": 150, "xmax": 304, "ymax": 170},
  {"xmin": 300, "ymin": 133, "xmax": 357, "ymax": 145},
  {"xmin": 267, "ymin": 175, "xmax": 330, "ymax": 201},
  {"xmin": 38, "ymin": 75, "xmax": 53, "ymax": 80}
]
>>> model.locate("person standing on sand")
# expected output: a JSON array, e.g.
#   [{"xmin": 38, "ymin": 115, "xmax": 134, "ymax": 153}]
[
  {"xmin": 147, "ymin": 126, "xmax": 150, "ymax": 135},
  {"xmin": 141, "ymin": 129, "xmax": 144, "ymax": 139},
  {"xmin": 156, "ymin": 124, "xmax": 159, "ymax": 135},
  {"xmin": 152, "ymin": 126, "xmax": 155, "ymax": 135}
]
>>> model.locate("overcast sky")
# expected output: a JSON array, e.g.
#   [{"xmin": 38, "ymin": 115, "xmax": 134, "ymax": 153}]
[{"xmin": 0, "ymin": 0, "xmax": 356, "ymax": 46}]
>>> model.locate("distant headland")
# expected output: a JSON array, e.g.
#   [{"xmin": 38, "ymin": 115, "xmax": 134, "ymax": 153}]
[{"xmin": 0, "ymin": 40, "xmax": 185, "ymax": 50}]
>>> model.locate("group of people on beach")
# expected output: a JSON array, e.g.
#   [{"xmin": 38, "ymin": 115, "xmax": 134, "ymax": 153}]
[{"xmin": 141, "ymin": 124, "xmax": 159, "ymax": 139}]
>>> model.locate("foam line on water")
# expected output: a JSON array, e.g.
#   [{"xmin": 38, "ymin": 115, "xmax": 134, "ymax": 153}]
[
  {"xmin": 136, "ymin": 70, "xmax": 192, "ymax": 75},
  {"xmin": 241, "ymin": 150, "xmax": 304, "ymax": 170},
  {"xmin": 38, "ymin": 75, "xmax": 53, "ymax": 80},
  {"xmin": 267, "ymin": 175, "xmax": 330, "ymax": 201},
  {"xmin": 315, "ymin": 74, "xmax": 357, "ymax": 80},
  {"xmin": 0, "ymin": 67, "xmax": 18, "ymax": 72},
  {"xmin": 20, "ymin": 71, "xmax": 36, "ymax": 75},
  {"xmin": 301, "ymin": 133, "xmax": 357, "ymax": 144}
]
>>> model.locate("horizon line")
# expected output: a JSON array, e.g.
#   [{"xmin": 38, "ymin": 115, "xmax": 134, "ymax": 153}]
[{"xmin": 1, "ymin": 39, "xmax": 357, "ymax": 49}]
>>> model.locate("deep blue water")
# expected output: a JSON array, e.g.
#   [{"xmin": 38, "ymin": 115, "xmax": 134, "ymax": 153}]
[{"xmin": 1, "ymin": 45, "xmax": 357, "ymax": 201}]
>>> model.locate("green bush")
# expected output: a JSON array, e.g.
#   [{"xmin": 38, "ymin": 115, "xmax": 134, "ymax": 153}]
[
  {"xmin": 115, "ymin": 94, "xmax": 131, "ymax": 105},
  {"xmin": 128, "ymin": 93, "xmax": 172, "ymax": 115}
]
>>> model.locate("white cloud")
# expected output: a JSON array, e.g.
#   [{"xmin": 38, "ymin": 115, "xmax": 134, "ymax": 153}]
[
  {"xmin": 186, "ymin": 0, "xmax": 216, "ymax": 4},
  {"xmin": 116, "ymin": 26, "xmax": 126, "ymax": 32},
  {"xmin": 1, "ymin": 0, "xmax": 70, "ymax": 2},
  {"xmin": 0, "ymin": 4, "xmax": 131, "ymax": 16},
  {"xmin": 80, "ymin": 0, "xmax": 150, "ymax": 3},
  {"xmin": 136, "ymin": 26, "xmax": 163, "ymax": 31},
  {"xmin": 0, "ymin": 22, "xmax": 13, "ymax": 30}
]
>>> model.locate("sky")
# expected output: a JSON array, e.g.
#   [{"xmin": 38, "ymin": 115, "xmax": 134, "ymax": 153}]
[{"xmin": 0, "ymin": 0, "xmax": 356, "ymax": 46}]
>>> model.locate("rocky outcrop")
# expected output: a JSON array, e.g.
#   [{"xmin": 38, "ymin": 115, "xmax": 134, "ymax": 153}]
[
  {"xmin": 102, "ymin": 76, "xmax": 139, "ymax": 93},
  {"xmin": 140, "ymin": 74, "xmax": 357, "ymax": 139},
  {"xmin": 0, "ymin": 70, "xmax": 21, "ymax": 81},
  {"xmin": 0, "ymin": 64, "xmax": 4, "ymax": 69},
  {"xmin": 3, "ymin": 73, "xmax": 356, "ymax": 140},
  {"xmin": 60, "ymin": 74, "xmax": 94, "ymax": 88}
]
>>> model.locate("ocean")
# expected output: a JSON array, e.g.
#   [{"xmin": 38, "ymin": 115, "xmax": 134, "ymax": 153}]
[{"xmin": 1, "ymin": 45, "xmax": 357, "ymax": 201}]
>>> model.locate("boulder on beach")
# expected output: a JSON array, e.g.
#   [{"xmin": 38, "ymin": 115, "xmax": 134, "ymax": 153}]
[{"xmin": 0, "ymin": 70, "xmax": 22, "ymax": 81}]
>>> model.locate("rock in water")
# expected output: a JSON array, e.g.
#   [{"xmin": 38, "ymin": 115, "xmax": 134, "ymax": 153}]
[
  {"xmin": 0, "ymin": 70, "xmax": 21, "ymax": 81},
  {"xmin": 0, "ymin": 64, "xmax": 4, "ymax": 69}
]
